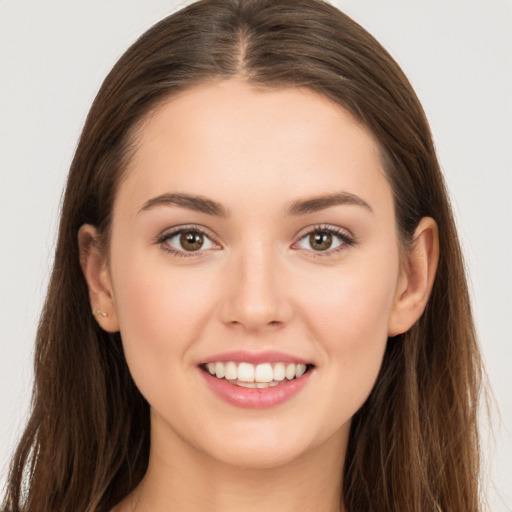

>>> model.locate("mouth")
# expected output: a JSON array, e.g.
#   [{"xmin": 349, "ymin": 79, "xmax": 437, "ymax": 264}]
[{"xmin": 200, "ymin": 361, "xmax": 315, "ymax": 389}]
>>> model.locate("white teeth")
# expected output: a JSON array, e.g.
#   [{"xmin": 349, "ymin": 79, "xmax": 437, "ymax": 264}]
[
  {"xmin": 254, "ymin": 363, "xmax": 273, "ymax": 383},
  {"xmin": 285, "ymin": 363, "xmax": 296, "ymax": 380},
  {"xmin": 237, "ymin": 362, "xmax": 255, "ymax": 382},
  {"xmin": 225, "ymin": 361, "xmax": 237, "ymax": 380},
  {"xmin": 205, "ymin": 361, "xmax": 310, "ymax": 385},
  {"xmin": 215, "ymin": 362, "xmax": 225, "ymax": 379},
  {"xmin": 295, "ymin": 364, "xmax": 307, "ymax": 378},
  {"xmin": 237, "ymin": 381, "xmax": 257, "ymax": 388},
  {"xmin": 273, "ymin": 362, "xmax": 286, "ymax": 381}
]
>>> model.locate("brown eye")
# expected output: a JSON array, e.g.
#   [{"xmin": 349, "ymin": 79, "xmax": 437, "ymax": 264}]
[
  {"xmin": 162, "ymin": 228, "xmax": 217, "ymax": 254},
  {"xmin": 179, "ymin": 230, "xmax": 204, "ymax": 251},
  {"xmin": 309, "ymin": 231, "xmax": 333, "ymax": 251},
  {"xmin": 295, "ymin": 227, "xmax": 349, "ymax": 254}
]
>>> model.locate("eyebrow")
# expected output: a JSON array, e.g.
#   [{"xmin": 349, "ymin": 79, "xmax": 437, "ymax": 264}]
[
  {"xmin": 138, "ymin": 193, "xmax": 228, "ymax": 217},
  {"xmin": 138, "ymin": 191, "xmax": 372, "ymax": 217},
  {"xmin": 287, "ymin": 192, "xmax": 373, "ymax": 216}
]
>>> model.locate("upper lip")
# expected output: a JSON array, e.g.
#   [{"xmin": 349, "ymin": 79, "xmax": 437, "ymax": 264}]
[{"xmin": 199, "ymin": 350, "xmax": 312, "ymax": 366}]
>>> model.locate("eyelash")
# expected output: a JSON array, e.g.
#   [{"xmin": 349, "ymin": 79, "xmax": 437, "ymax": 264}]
[
  {"xmin": 155, "ymin": 224, "xmax": 357, "ymax": 258},
  {"xmin": 156, "ymin": 225, "xmax": 219, "ymax": 257},
  {"xmin": 293, "ymin": 224, "xmax": 357, "ymax": 257}
]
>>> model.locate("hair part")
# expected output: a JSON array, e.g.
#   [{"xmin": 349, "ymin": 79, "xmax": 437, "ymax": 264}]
[{"xmin": 3, "ymin": 1, "xmax": 482, "ymax": 511}]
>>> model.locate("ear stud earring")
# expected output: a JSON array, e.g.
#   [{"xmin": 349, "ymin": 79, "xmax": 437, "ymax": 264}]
[{"xmin": 92, "ymin": 309, "xmax": 108, "ymax": 317}]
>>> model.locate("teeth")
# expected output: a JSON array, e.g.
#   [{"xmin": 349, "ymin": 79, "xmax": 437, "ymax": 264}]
[
  {"xmin": 225, "ymin": 361, "xmax": 237, "ymax": 380},
  {"xmin": 237, "ymin": 381, "xmax": 257, "ymax": 388},
  {"xmin": 237, "ymin": 362, "xmax": 255, "ymax": 382},
  {"xmin": 285, "ymin": 363, "xmax": 296, "ymax": 380},
  {"xmin": 295, "ymin": 364, "xmax": 307, "ymax": 378},
  {"xmin": 204, "ymin": 361, "xmax": 310, "ymax": 385},
  {"xmin": 254, "ymin": 363, "xmax": 273, "ymax": 383},
  {"xmin": 215, "ymin": 362, "xmax": 225, "ymax": 379},
  {"xmin": 273, "ymin": 362, "xmax": 286, "ymax": 381}
]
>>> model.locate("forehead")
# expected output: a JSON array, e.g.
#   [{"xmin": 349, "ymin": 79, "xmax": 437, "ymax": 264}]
[{"xmin": 118, "ymin": 80, "xmax": 391, "ymax": 216}]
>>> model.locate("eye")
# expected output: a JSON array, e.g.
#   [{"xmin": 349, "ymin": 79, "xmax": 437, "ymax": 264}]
[
  {"xmin": 295, "ymin": 226, "xmax": 355, "ymax": 254},
  {"xmin": 159, "ymin": 227, "xmax": 218, "ymax": 254}
]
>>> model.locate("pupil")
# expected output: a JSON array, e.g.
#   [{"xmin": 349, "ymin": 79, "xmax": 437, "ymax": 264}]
[
  {"xmin": 180, "ymin": 231, "xmax": 203, "ymax": 251},
  {"xmin": 310, "ymin": 232, "xmax": 332, "ymax": 251}
]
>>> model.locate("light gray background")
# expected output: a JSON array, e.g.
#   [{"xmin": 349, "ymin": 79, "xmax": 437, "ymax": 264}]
[{"xmin": 1, "ymin": 1, "xmax": 511, "ymax": 509}]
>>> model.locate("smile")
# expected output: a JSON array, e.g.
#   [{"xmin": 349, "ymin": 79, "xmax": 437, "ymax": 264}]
[
  {"xmin": 199, "ymin": 355, "xmax": 314, "ymax": 408},
  {"xmin": 202, "ymin": 361, "xmax": 310, "ymax": 388}
]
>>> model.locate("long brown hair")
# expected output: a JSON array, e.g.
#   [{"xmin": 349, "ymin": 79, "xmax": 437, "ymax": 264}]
[{"xmin": 3, "ymin": 1, "xmax": 482, "ymax": 510}]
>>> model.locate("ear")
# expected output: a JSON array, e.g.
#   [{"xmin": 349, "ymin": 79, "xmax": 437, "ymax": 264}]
[
  {"xmin": 78, "ymin": 224, "xmax": 120, "ymax": 332},
  {"xmin": 388, "ymin": 217, "xmax": 439, "ymax": 336}
]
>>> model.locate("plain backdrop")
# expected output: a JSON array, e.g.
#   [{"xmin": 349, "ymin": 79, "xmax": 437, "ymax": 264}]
[{"xmin": 1, "ymin": 0, "xmax": 511, "ymax": 509}]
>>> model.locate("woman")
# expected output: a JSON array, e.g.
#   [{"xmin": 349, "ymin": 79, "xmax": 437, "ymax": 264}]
[{"xmin": 2, "ymin": 0, "xmax": 483, "ymax": 510}]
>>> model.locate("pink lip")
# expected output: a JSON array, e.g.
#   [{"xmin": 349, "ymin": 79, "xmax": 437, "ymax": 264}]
[
  {"xmin": 199, "ymin": 350, "xmax": 310, "ymax": 365},
  {"xmin": 199, "ymin": 366, "xmax": 313, "ymax": 409}
]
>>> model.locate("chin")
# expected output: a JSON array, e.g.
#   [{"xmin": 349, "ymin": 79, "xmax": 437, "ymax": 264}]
[
  {"xmin": 210, "ymin": 442, "xmax": 310, "ymax": 470},
  {"xmin": 200, "ymin": 421, "xmax": 346, "ymax": 471}
]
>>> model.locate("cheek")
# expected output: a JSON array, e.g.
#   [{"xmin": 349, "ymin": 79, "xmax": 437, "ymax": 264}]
[
  {"xmin": 110, "ymin": 249, "xmax": 218, "ymax": 391},
  {"xmin": 297, "ymin": 257, "xmax": 398, "ymax": 411},
  {"xmin": 301, "ymin": 257, "xmax": 397, "ymax": 343}
]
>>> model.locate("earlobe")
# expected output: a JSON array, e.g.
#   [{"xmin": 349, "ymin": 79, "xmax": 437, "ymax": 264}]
[
  {"xmin": 388, "ymin": 217, "xmax": 439, "ymax": 336},
  {"xmin": 78, "ymin": 224, "xmax": 120, "ymax": 332}
]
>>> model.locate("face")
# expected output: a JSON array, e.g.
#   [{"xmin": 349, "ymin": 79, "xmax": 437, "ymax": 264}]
[{"xmin": 103, "ymin": 80, "xmax": 405, "ymax": 469}]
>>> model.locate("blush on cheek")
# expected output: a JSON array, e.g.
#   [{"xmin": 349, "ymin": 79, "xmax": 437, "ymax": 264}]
[
  {"xmin": 310, "ymin": 270, "xmax": 394, "ymax": 338},
  {"xmin": 114, "ymin": 261, "xmax": 216, "ymax": 377},
  {"xmin": 307, "ymin": 272, "xmax": 393, "ymax": 394}
]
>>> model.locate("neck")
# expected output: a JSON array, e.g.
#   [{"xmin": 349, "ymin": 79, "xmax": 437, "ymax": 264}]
[{"xmin": 121, "ymin": 416, "xmax": 348, "ymax": 512}]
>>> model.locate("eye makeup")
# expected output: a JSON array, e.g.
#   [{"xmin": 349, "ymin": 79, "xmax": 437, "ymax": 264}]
[
  {"xmin": 154, "ymin": 222, "xmax": 357, "ymax": 259},
  {"xmin": 292, "ymin": 224, "xmax": 357, "ymax": 258},
  {"xmin": 155, "ymin": 224, "xmax": 220, "ymax": 257}
]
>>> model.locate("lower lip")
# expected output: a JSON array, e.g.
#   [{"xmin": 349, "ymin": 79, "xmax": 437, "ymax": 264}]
[{"xmin": 200, "ymin": 369, "xmax": 312, "ymax": 409}]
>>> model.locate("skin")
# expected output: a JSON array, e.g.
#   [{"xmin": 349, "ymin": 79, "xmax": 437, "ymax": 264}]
[{"xmin": 79, "ymin": 80, "xmax": 439, "ymax": 512}]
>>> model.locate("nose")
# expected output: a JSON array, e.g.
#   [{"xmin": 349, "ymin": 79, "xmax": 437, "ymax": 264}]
[{"xmin": 219, "ymin": 244, "xmax": 293, "ymax": 331}]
